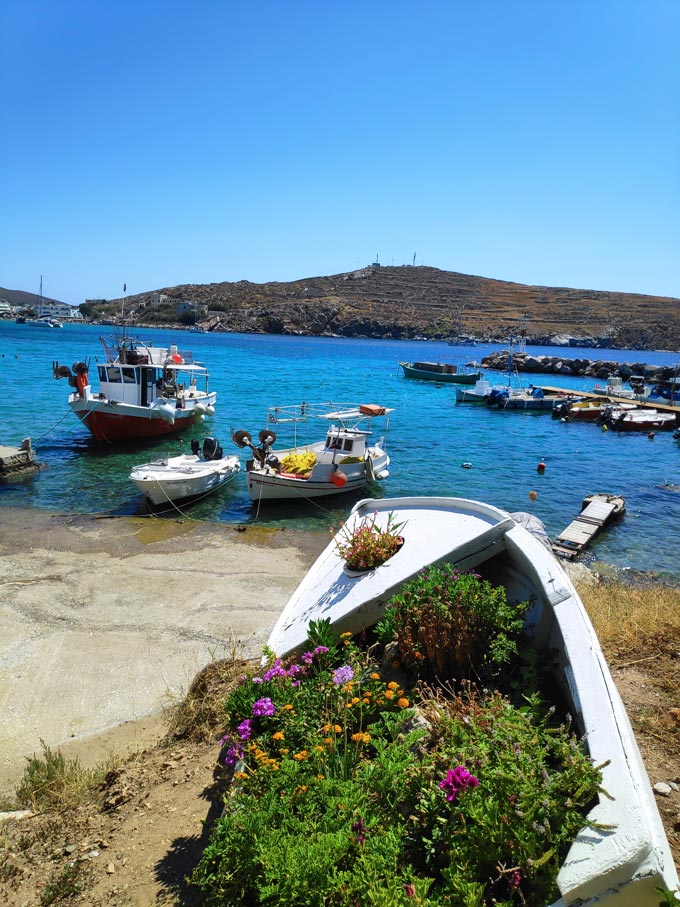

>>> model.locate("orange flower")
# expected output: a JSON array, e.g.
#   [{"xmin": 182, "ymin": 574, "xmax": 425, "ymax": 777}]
[
  {"xmin": 397, "ymin": 697, "xmax": 410, "ymax": 708},
  {"xmin": 293, "ymin": 750, "xmax": 309, "ymax": 762},
  {"xmin": 370, "ymin": 672, "xmax": 380, "ymax": 681},
  {"xmin": 340, "ymin": 631, "xmax": 352, "ymax": 639},
  {"xmin": 351, "ymin": 732, "xmax": 371, "ymax": 744},
  {"xmin": 272, "ymin": 731, "xmax": 285, "ymax": 741},
  {"xmin": 384, "ymin": 690, "xmax": 395, "ymax": 700},
  {"xmin": 387, "ymin": 681, "xmax": 399, "ymax": 690},
  {"xmin": 281, "ymin": 703, "xmax": 295, "ymax": 712}
]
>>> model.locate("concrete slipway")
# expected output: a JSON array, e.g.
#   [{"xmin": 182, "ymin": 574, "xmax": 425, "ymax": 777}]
[{"xmin": 0, "ymin": 508, "xmax": 325, "ymax": 791}]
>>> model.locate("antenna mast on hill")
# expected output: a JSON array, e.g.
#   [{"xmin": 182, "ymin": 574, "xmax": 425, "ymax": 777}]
[
  {"xmin": 413, "ymin": 253, "xmax": 416, "ymax": 267},
  {"xmin": 517, "ymin": 313, "xmax": 529, "ymax": 354}
]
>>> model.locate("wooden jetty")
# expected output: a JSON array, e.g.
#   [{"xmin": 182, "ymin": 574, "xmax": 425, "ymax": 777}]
[{"xmin": 552, "ymin": 493, "xmax": 626, "ymax": 559}]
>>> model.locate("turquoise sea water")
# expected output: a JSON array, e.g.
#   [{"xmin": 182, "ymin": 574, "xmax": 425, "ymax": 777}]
[{"xmin": 1, "ymin": 321, "xmax": 679, "ymax": 578}]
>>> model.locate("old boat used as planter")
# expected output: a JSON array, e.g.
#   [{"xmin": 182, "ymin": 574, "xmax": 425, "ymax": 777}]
[
  {"xmin": 232, "ymin": 402, "xmax": 391, "ymax": 503},
  {"xmin": 129, "ymin": 437, "xmax": 240, "ymax": 506},
  {"xmin": 52, "ymin": 333, "xmax": 217, "ymax": 443},
  {"xmin": 268, "ymin": 496, "xmax": 679, "ymax": 906},
  {"xmin": 398, "ymin": 360, "xmax": 482, "ymax": 384}
]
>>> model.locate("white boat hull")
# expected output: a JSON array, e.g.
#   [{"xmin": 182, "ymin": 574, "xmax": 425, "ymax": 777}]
[
  {"xmin": 246, "ymin": 444, "xmax": 389, "ymax": 502},
  {"xmin": 129, "ymin": 453, "xmax": 240, "ymax": 505},
  {"xmin": 268, "ymin": 496, "xmax": 679, "ymax": 906}
]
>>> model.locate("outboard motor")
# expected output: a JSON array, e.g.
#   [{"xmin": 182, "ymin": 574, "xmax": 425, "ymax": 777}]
[
  {"xmin": 265, "ymin": 453, "xmax": 281, "ymax": 470},
  {"xmin": 203, "ymin": 437, "xmax": 222, "ymax": 460},
  {"xmin": 190, "ymin": 439, "xmax": 200, "ymax": 456}
]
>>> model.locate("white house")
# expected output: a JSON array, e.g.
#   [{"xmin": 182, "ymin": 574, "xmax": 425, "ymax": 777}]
[{"xmin": 35, "ymin": 300, "xmax": 81, "ymax": 319}]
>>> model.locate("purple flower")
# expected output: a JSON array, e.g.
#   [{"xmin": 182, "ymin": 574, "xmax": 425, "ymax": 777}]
[
  {"xmin": 252, "ymin": 697, "xmax": 276, "ymax": 717},
  {"xmin": 351, "ymin": 817, "xmax": 366, "ymax": 845},
  {"xmin": 511, "ymin": 871, "xmax": 521, "ymax": 888},
  {"xmin": 287, "ymin": 663, "xmax": 302, "ymax": 677},
  {"xmin": 332, "ymin": 664, "xmax": 354, "ymax": 685},
  {"xmin": 252, "ymin": 676, "xmax": 263, "ymax": 684},
  {"xmin": 301, "ymin": 651, "xmax": 314, "ymax": 665},
  {"xmin": 264, "ymin": 660, "xmax": 287, "ymax": 682},
  {"xmin": 403, "ymin": 883, "xmax": 416, "ymax": 898},
  {"xmin": 439, "ymin": 765, "xmax": 479, "ymax": 802},
  {"xmin": 237, "ymin": 719, "xmax": 253, "ymax": 740},
  {"xmin": 224, "ymin": 743, "xmax": 243, "ymax": 767},
  {"xmin": 313, "ymin": 645, "xmax": 329, "ymax": 656}
]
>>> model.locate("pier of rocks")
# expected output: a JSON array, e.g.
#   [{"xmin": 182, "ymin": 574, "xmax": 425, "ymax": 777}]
[{"xmin": 479, "ymin": 351, "xmax": 679, "ymax": 382}]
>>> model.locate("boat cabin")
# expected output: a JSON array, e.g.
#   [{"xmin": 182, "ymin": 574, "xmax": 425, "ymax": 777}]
[{"xmin": 323, "ymin": 426, "xmax": 369, "ymax": 458}]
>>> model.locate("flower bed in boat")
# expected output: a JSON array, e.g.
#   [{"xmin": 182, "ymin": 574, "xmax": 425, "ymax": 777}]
[{"xmin": 192, "ymin": 568, "xmax": 602, "ymax": 907}]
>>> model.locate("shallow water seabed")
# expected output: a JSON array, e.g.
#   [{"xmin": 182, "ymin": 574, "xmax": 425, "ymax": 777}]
[{"xmin": 1, "ymin": 322, "xmax": 678, "ymax": 579}]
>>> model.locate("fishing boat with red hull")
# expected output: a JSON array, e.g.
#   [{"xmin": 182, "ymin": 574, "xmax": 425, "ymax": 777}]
[{"xmin": 53, "ymin": 334, "xmax": 217, "ymax": 443}]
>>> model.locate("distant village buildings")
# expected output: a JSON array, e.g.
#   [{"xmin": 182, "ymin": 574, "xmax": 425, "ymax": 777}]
[{"xmin": 0, "ymin": 296, "xmax": 81, "ymax": 319}]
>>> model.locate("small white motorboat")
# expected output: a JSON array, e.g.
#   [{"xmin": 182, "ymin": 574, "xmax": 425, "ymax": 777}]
[
  {"xmin": 232, "ymin": 402, "xmax": 392, "ymax": 503},
  {"xmin": 601, "ymin": 404, "xmax": 677, "ymax": 432},
  {"xmin": 129, "ymin": 437, "xmax": 240, "ymax": 506},
  {"xmin": 268, "ymin": 496, "xmax": 679, "ymax": 905}
]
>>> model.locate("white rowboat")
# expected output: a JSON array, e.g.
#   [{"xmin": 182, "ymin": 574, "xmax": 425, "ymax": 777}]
[{"xmin": 268, "ymin": 496, "xmax": 679, "ymax": 906}]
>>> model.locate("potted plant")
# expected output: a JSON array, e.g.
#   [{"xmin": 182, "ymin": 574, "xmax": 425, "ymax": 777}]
[{"xmin": 334, "ymin": 510, "xmax": 406, "ymax": 573}]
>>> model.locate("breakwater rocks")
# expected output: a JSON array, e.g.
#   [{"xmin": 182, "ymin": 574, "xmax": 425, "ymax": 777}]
[{"xmin": 480, "ymin": 351, "xmax": 679, "ymax": 382}]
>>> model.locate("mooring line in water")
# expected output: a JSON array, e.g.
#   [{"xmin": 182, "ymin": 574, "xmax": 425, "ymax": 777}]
[
  {"xmin": 31, "ymin": 408, "xmax": 75, "ymax": 443},
  {"xmin": 251, "ymin": 480, "xmax": 345, "ymax": 524}
]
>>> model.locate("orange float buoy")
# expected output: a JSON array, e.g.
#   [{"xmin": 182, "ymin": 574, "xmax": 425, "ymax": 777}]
[
  {"xmin": 537, "ymin": 460, "xmax": 546, "ymax": 473},
  {"xmin": 529, "ymin": 490, "xmax": 537, "ymax": 502},
  {"xmin": 331, "ymin": 470, "xmax": 347, "ymax": 488},
  {"xmin": 76, "ymin": 370, "xmax": 88, "ymax": 398}
]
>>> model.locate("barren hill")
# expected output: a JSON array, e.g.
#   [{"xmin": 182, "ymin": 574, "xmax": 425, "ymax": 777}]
[{"xmin": 88, "ymin": 266, "xmax": 680, "ymax": 349}]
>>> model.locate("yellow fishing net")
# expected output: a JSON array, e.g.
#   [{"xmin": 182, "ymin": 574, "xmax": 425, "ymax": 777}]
[{"xmin": 279, "ymin": 451, "xmax": 317, "ymax": 477}]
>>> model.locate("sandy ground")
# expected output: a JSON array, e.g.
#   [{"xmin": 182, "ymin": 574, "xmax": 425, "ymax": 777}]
[{"xmin": 0, "ymin": 507, "xmax": 327, "ymax": 793}]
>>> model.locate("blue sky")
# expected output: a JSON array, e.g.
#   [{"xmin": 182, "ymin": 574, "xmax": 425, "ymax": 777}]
[{"xmin": 1, "ymin": 0, "xmax": 678, "ymax": 304}]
